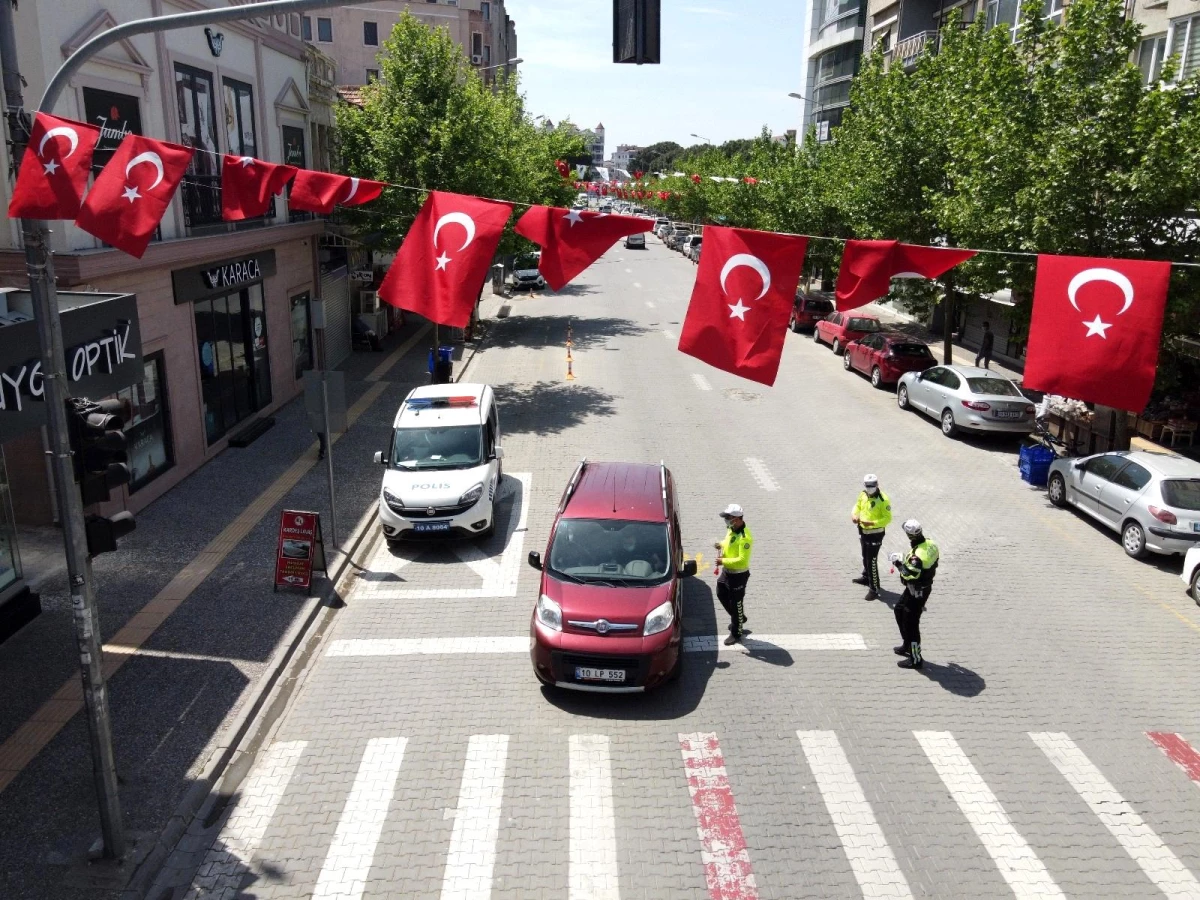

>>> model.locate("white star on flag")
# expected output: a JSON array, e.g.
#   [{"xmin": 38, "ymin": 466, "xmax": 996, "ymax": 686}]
[
  {"xmin": 435, "ymin": 252, "xmax": 452, "ymax": 271},
  {"xmin": 728, "ymin": 299, "xmax": 751, "ymax": 320},
  {"xmin": 238, "ymin": 156, "xmax": 254, "ymax": 167},
  {"xmin": 43, "ymin": 159, "xmax": 60, "ymax": 176},
  {"xmin": 121, "ymin": 185, "xmax": 141, "ymax": 203},
  {"xmin": 1083, "ymin": 314, "xmax": 1112, "ymax": 338},
  {"xmin": 564, "ymin": 209, "xmax": 583, "ymax": 226}
]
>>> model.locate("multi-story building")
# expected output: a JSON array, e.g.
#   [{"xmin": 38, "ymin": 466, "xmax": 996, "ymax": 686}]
[
  {"xmin": 1129, "ymin": 0, "xmax": 1200, "ymax": 85},
  {"xmin": 799, "ymin": 0, "xmax": 868, "ymax": 143},
  {"xmin": 611, "ymin": 143, "xmax": 641, "ymax": 170},
  {"xmin": 0, "ymin": 0, "xmax": 351, "ymax": 609},
  {"xmin": 301, "ymin": 0, "xmax": 517, "ymax": 88},
  {"xmin": 590, "ymin": 123, "xmax": 606, "ymax": 165}
]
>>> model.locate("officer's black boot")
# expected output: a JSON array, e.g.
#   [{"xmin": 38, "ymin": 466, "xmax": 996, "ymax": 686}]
[
  {"xmin": 893, "ymin": 645, "xmax": 908, "ymax": 656},
  {"xmin": 897, "ymin": 643, "xmax": 923, "ymax": 669},
  {"xmin": 852, "ymin": 576, "xmax": 869, "ymax": 586}
]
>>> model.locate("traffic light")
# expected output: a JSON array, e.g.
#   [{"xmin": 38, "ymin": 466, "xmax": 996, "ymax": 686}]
[{"xmin": 66, "ymin": 398, "xmax": 137, "ymax": 555}]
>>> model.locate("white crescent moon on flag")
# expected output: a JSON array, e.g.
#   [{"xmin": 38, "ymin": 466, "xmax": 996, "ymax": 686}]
[
  {"xmin": 125, "ymin": 151, "xmax": 165, "ymax": 190},
  {"xmin": 1067, "ymin": 267, "xmax": 1134, "ymax": 316},
  {"xmin": 433, "ymin": 211, "xmax": 477, "ymax": 252},
  {"xmin": 38, "ymin": 126, "xmax": 79, "ymax": 159},
  {"xmin": 343, "ymin": 177, "xmax": 360, "ymax": 203},
  {"xmin": 719, "ymin": 253, "xmax": 772, "ymax": 302}
]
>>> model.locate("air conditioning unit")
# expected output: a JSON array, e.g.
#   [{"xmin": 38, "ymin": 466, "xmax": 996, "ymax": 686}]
[
  {"xmin": 359, "ymin": 290, "xmax": 379, "ymax": 313},
  {"xmin": 471, "ymin": 54, "xmax": 483, "ymax": 65}
]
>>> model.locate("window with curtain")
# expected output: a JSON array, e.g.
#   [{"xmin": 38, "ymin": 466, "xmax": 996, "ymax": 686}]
[{"xmin": 222, "ymin": 78, "xmax": 257, "ymax": 158}]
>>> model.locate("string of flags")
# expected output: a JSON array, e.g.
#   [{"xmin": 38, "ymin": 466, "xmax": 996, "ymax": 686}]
[{"xmin": 7, "ymin": 112, "xmax": 1175, "ymax": 413}]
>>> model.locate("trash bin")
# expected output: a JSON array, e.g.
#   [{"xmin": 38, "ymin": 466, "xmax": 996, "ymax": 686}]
[
  {"xmin": 429, "ymin": 345, "xmax": 454, "ymax": 384},
  {"xmin": 491, "ymin": 263, "xmax": 506, "ymax": 295}
]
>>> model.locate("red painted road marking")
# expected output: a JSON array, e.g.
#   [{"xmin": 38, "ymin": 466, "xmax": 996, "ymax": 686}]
[
  {"xmin": 679, "ymin": 732, "xmax": 759, "ymax": 900},
  {"xmin": 1148, "ymin": 732, "xmax": 1200, "ymax": 784}
]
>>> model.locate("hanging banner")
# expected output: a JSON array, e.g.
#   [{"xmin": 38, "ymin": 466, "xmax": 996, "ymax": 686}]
[{"xmin": 273, "ymin": 509, "xmax": 326, "ymax": 590}]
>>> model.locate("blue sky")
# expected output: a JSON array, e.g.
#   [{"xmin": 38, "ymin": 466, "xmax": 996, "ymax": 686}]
[{"xmin": 504, "ymin": 0, "xmax": 809, "ymax": 151}]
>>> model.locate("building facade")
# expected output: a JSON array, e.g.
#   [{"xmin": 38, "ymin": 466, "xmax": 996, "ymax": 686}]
[
  {"xmin": 301, "ymin": 0, "xmax": 517, "ymax": 88},
  {"xmin": 800, "ymin": 0, "xmax": 868, "ymax": 143},
  {"xmin": 0, "ymin": 0, "xmax": 347, "ymax": 545},
  {"xmin": 610, "ymin": 143, "xmax": 640, "ymax": 170}
]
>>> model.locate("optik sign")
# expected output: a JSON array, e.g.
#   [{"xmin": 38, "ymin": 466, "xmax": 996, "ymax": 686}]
[{"xmin": 0, "ymin": 292, "xmax": 143, "ymax": 441}]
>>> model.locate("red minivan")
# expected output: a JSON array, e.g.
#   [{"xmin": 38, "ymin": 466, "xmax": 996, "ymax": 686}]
[{"xmin": 528, "ymin": 460, "xmax": 697, "ymax": 692}]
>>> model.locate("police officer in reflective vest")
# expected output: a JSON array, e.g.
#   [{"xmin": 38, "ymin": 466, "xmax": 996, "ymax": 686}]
[
  {"xmin": 851, "ymin": 474, "xmax": 891, "ymax": 600},
  {"xmin": 889, "ymin": 519, "xmax": 939, "ymax": 670},
  {"xmin": 714, "ymin": 503, "xmax": 752, "ymax": 646}
]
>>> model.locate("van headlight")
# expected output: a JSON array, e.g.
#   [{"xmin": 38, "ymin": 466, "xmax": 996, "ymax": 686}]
[
  {"xmin": 643, "ymin": 600, "xmax": 675, "ymax": 636},
  {"xmin": 536, "ymin": 594, "xmax": 562, "ymax": 631},
  {"xmin": 459, "ymin": 482, "xmax": 484, "ymax": 506},
  {"xmin": 382, "ymin": 489, "xmax": 404, "ymax": 511}
]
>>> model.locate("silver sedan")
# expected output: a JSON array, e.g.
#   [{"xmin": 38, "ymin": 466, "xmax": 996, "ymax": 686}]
[{"xmin": 896, "ymin": 365, "xmax": 1035, "ymax": 437}]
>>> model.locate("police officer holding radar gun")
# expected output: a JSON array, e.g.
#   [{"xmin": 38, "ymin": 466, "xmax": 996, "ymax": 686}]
[
  {"xmin": 889, "ymin": 519, "xmax": 940, "ymax": 670},
  {"xmin": 851, "ymin": 474, "xmax": 891, "ymax": 600},
  {"xmin": 714, "ymin": 503, "xmax": 753, "ymax": 646}
]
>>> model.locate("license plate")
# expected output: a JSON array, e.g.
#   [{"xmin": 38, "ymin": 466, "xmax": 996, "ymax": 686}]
[
  {"xmin": 992, "ymin": 410, "xmax": 1021, "ymax": 419},
  {"xmin": 575, "ymin": 667, "xmax": 626, "ymax": 683},
  {"xmin": 414, "ymin": 521, "xmax": 450, "ymax": 533}
]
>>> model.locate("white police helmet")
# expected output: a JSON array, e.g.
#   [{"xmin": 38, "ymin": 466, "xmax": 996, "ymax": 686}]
[
  {"xmin": 863, "ymin": 474, "xmax": 879, "ymax": 488},
  {"xmin": 902, "ymin": 518, "xmax": 923, "ymax": 536}
]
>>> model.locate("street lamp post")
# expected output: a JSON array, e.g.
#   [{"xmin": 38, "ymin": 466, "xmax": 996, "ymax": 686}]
[
  {"xmin": 689, "ymin": 132, "xmax": 712, "ymax": 144},
  {"xmin": 479, "ymin": 56, "xmax": 523, "ymax": 73}
]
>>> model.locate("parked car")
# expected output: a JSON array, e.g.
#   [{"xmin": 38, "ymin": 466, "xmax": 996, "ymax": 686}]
[
  {"xmin": 669, "ymin": 229, "xmax": 692, "ymax": 251},
  {"xmin": 684, "ymin": 235, "xmax": 702, "ymax": 261},
  {"xmin": 1047, "ymin": 450, "xmax": 1200, "ymax": 559},
  {"xmin": 373, "ymin": 383, "xmax": 503, "ymax": 542},
  {"xmin": 843, "ymin": 332, "xmax": 936, "ymax": 388},
  {"xmin": 1184, "ymin": 547, "xmax": 1200, "ymax": 602},
  {"xmin": 896, "ymin": 365, "xmax": 1035, "ymax": 438},
  {"xmin": 813, "ymin": 311, "xmax": 882, "ymax": 355},
  {"xmin": 789, "ymin": 294, "xmax": 835, "ymax": 333},
  {"xmin": 510, "ymin": 252, "xmax": 545, "ymax": 291},
  {"xmin": 528, "ymin": 460, "xmax": 697, "ymax": 692},
  {"xmin": 654, "ymin": 217, "xmax": 670, "ymax": 237},
  {"xmin": 625, "ymin": 232, "xmax": 646, "ymax": 249}
]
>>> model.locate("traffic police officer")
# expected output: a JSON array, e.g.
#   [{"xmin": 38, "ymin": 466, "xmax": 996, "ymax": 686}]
[
  {"xmin": 889, "ymin": 519, "xmax": 939, "ymax": 670},
  {"xmin": 851, "ymin": 474, "xmax": 891, "ymax": 600},
  {"xmin": 714, "ymin": 503, "xmax": 752, "ymax": 645}
]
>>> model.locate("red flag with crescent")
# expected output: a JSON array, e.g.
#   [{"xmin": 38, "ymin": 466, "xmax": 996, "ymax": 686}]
[
  {"xmin": 377, "ymin": 190, "xmax": 512, "ymax": 328},
  {"xmin": 835, "ymin": 239, "xmax": 977, "ymax": 311},
  {"xmin": 221, "ymin": 155, "xmax": 297, "ymax": 221},
  {"xmin": 515, "ymin": 206, "xmax": 652, "ymax": 291},
  {"xmin": 678, "ymin": 226, "xmax": 808, "ymax": 386},
  {"xmin": 74, "ymin": 134, "xmax": 193, "ymax": 258},
  {"xmin": 289, "ymin": 170, "xmax": 385, "ymax": 214},
  {"xmin": 1023, "ymin": 254, "xmax": 1170, "ymax": 413},
  {"xmin": 8, "ymin": 113, "xmax": 102, "ymax": 220}
]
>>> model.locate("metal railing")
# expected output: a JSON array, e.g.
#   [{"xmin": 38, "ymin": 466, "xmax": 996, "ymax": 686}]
[{"xmin": 181, "ymin": 173, "xmax": 279, "ymax": 231}]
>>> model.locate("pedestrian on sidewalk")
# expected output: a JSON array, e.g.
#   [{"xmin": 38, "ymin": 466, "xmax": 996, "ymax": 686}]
[
  {"xmin": 888, "ymin": 519, "xmax": 939, "ymax": 670},
  {"xmin": 313, "ymin": 426, "xmax": 327, "ymax": 461},
  {"xmin": 713, "ymin": 503, "xmax": 752, "ymax": 645},
  {"xmin": 851, "ymin": 474, "xmax": 891, "ymax": 600},
  {"xmin": 975, "ymin": 321, "xmax": 995, "ymax": 370}
]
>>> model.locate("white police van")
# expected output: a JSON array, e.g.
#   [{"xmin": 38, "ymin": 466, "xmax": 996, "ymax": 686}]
[{"xmin": 373, "ymin": 383, "xmax": 503, "ymax": 541}]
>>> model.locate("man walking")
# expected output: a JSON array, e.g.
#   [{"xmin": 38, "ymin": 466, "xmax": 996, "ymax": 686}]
[
  {"xmin": 975, "ymin": 321, "xmax": 995, "ymax": 370},
  {"xmin": 714, "ymin": 503, "xmax": 752, "ymax": 645},
  {"xmin": 851, "ymin": 474, "xmax": 891, "ymax": 600},
  {"xmin": 889, "ymin": 519, "xmax": 939, "ymax": 670}
]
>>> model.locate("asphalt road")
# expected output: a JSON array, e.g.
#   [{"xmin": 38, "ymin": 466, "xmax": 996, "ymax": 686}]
[{"xmin": 169, "ymin": 237, "xmax": 1200, "ymax": 900}]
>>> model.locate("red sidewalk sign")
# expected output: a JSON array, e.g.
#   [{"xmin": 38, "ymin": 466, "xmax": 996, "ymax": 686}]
[{"xmin": 273, "ymin": 509, "xmax": 327, "ymax": 591}]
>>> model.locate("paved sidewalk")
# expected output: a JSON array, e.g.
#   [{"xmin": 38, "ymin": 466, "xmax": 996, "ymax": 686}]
[{"xmin": 0, "ymin": 313, "xmax": 449, "ymax": 900}]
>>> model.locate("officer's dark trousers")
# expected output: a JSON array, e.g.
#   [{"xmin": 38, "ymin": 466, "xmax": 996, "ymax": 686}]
[
  {"xmin": 859, "ymin": 529, "xmax": 884, "ymax": 592},
  {"xmin": 717, "ymin": 570, "xmax": 750, "ymax": 636},
  {"xmin": 894, "ymin": 585, "xmax": 928, "ymax": 663}
]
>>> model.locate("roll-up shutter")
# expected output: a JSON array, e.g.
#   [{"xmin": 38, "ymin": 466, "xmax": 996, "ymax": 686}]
[{"xmin": 321, "ymin": 267, "xmax": 351, "ymax": 369}]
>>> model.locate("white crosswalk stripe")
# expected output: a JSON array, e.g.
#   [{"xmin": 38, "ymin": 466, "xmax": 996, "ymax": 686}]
[
  {"xmin": 328, "ymin": 634, "xmax": 866, "ymax": 656},
  {"xmin": 915, "ymin": 731, "xmax": 1065, "ymax": 899},
  {"xmin": 692, "ymin": 373, "xmax": 713, "ymax": 391},
  {"xmin": 570, "ymin": 735, "xmax": 621, "ymax": 900},
  {"xmin": 797, "ymin": 731, "xmax": 912, "ymax": 899},
  {"xmin": 1031, "ymin": 732, "xmax": 1200, "ymax": 898},
  {"xmin": 313, "ymin": 737, "xmax": 408, "ymax": 900},
  {"xmin": 743, "ymin": 457, "xmax": 780, "ymax": 492},
  {"xmin": 441, "ymin": 734, "xmax": 509, "ymax": 900}
]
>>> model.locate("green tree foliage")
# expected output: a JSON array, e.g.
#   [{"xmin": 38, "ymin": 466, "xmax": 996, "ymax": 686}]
[{"xmin": 335, "ymin": 12, "xmax": 587, "ymax": 253}]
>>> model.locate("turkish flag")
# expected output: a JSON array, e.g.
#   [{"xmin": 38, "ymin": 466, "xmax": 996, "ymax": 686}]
[
  {"xmin": 836, "ymin": 239, "xmax": 977, "ymax": 311},
  {"xmin": 1024, "ymin": 254, "xmax": 1170, "ymax": 413},
  {"xmin": 678, "ymin": 226, "xmax": 807, "ymax": 386},
  {"xmin": 289, "ymin": 170, "xmax": 385, "ymax": 214},
  {"xmin": 514, "ymin": 206, "xmax": 652, "ymax": 291},
  {"xmin": 377, "ymin": 190, "xmax": 512, "ymax": 328},
  {"xmin": 8, "ymin": 113, "xmax": 102, "ymax": 220},
  {"xmin": 221, "ymin": 155, "xmax": 297, "ymax": 220},
  {"xmin": 74, "ymin": 134, "xmax": 193, "ymax": 258}
]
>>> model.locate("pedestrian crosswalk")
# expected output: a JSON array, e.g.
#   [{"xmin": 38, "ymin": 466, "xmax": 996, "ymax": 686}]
[{"xmin": 186, "ymin": 729, "xmax": 1200, "ymax": 900}]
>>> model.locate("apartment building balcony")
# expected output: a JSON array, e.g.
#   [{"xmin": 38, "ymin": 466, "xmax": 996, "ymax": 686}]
[
  {"xmin": 180, "ymin": 175, "xmax": 282, "ymax": 235},
  {"xmin": 886, "ymin": 30, "xmax": 939, "ymax": 70}
]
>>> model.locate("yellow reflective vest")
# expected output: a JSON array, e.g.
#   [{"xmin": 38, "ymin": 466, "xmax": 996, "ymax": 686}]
[
  {"xmin": 718, "ymin": 525, "xmax": 753, "ymax": 573},
  {"xmin": 899, "ymin": 539, "xmax": 940, "ymax": 586},
  {"xmin": 852, "ymin": 490, "xmax": 892, "ymax": 533}
]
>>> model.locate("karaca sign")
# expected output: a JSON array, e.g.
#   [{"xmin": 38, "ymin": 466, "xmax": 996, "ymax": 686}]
[
  {"xmin": 274, "ymin": 509, "xmax": 325, "ymax": 590},
  {"xmin": 203, "ymin": 257, "xmax": 262, "ymax": 290},
  {"xmin": 0, "ymin": 293, "xmax": 143, "ymax": 442}
]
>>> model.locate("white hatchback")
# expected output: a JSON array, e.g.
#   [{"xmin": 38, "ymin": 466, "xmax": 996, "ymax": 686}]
[{"xmin": 373, "ymin": 383, "xmax": 503, "ymax": 541}]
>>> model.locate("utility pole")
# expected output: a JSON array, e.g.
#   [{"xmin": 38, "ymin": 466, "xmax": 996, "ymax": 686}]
[
  {"xmin": 5, "ymin": 0, "xmax": 371, "ymax": 861},
  {"xmin": 311, "ymin": 301, "xmax": 339, "ymax": 548},
  {"xmin": 942, "ymin": 270, "xmax": 955, "ymax": 365}
]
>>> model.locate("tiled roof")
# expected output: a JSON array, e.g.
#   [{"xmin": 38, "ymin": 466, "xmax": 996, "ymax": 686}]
[{"xmin": 337, "ymin": 86, "xmax": 365, "ymax": 107}]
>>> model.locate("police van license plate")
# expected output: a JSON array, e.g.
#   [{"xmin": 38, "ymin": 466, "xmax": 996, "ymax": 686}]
[
  {"xmin": 576, "ymin": 667, "xmax": 626, "ymax": 683},
  {"xmin": 415, "ymin": 521, "xmax": 450, "ymax": 533}
]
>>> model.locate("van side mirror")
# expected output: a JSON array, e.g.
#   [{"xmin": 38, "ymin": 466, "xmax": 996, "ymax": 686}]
[
  {"xmin": 373, "ymin": 451, "xmax": 384, "ymax": 465},
  {"xmin": 681, "ymin": 559, "xmax": 698, "ymax": 578},
  {"xmin": 493, "ymin": 446, "xmax": 505, "ymax": 461},
  {"xmin": 528, "ymin": 551, "xmax": 542, "ymax": 570}
]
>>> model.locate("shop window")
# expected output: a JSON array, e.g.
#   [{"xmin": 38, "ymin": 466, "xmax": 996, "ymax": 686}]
[
  {"xmin": 223, "ymin": 78, "xmax": 257, "ymax": 159},
  {"xmin": 112, "ymin": 353, "xmax": 174, "ymax": 493},
  {"xmin": 195, "ymin": 284, "xmax": 273, "ymax": 444},
  {"xmin": 291, "ymin": 291, "xmax": 313, "ymax": 380}
]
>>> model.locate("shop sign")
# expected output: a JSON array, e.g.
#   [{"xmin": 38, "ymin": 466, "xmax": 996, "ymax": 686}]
[
  {"xmin": 82, "ymin": 87, "xmax": 143, "ymax": 168},
  {"xmin": 0, "ymin": 293, "xmax": 143, "ymax": 442},
  {"xmin": 274, "ymin": 509, "xmax": 326, "ymax": 590},
  {"xmin": 172, "ymin": 250, "xmax": 277, "ymax": 305},
  {"xmin": 350, "ymin": 269, "xmax": 374, "ymax": 283}
]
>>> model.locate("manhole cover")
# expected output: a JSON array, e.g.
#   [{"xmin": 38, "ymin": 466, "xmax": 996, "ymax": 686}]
[{"xmin": 723, "ymin": 388, "xmax": 762, "ymax": 402}]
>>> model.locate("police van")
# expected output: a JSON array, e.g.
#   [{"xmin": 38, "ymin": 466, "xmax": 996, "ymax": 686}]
[{"xmin": 373, "ymin": 383, "xmax": 503, "ymax": 541}]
